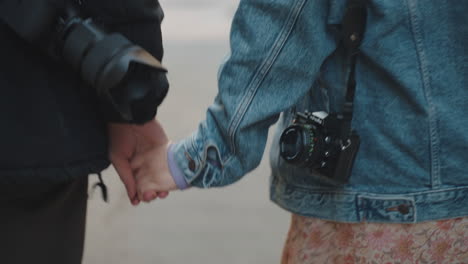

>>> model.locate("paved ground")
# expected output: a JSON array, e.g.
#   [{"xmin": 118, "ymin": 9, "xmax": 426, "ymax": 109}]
[{"xmin": 83, "ymin": 3, "xmax": 290, "ymax": 263}]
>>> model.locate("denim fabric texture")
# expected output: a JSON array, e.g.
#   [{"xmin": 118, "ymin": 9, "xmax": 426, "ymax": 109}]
[{"xmin": 171, "ymin": 0, "xmax": 468, "ymax": 223}]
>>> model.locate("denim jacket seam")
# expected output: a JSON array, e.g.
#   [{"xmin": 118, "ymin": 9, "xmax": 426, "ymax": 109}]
[
  {"xmin": 283, "ymin": 182, "xmax": 468, "ymax": 198},
  {"xmin": 406, "ymin": 0, "xmax": 441, "ymax": 188},
  {"xmin": 275, "ymin": 184, "xmax": 468, "ymax": 222},
  {"xmin": 226, "ymin": 0, "xmax": 308, "ymax": 154},
  {"xmin": 357, "ymin": 196, "xmax": 417, "ymax": 223},
  {"xmin": 179, "ymin": 132, "xmax": 234, "ymax": 187},
  {"xmin": 202, "ymin": 140, "xmax": 235, "ymax": 174}
]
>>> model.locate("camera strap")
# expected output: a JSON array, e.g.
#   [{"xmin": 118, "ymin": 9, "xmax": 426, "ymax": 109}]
[{"xmin": 339, "ymin": 0, "xmax": 367, "ymax": 142}]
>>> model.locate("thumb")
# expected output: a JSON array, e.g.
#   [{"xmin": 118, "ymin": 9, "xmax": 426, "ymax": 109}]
[
  {"xmin": 130, "ymin": 153, "xmax": 146, "ymax": 171},
  {"xmin": 112, "ymin": 156, "xmax": 140, "ymax": 206}
]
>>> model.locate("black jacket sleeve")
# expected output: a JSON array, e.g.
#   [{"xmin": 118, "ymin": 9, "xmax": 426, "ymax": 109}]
[
  {"xmin": 80, "ymin": 0, "xmax": 165, "ymax": 60},
  {"xmin": 80, "ymin": 0, "xmax": 169, "ymax": 123}
]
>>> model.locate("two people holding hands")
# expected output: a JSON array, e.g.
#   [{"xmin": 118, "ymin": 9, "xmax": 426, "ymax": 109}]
[
  {"xmin": 2, "ymin": 0, "xmax": 466, "ymax": 262},
  {"xmin": 113, "ymin": 0, "xmax": 468, "ymax": 263}
]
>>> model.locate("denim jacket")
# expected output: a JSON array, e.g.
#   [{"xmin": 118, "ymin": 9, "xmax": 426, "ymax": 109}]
[{"xmin": 171, "ymin": 0, "xmax": 468, "ymax": 223}]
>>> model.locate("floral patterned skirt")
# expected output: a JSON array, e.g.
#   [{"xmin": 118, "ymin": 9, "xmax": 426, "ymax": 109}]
[{"xmin": 281, "ymin": 214, "xmax": 468, "ymax": 264}]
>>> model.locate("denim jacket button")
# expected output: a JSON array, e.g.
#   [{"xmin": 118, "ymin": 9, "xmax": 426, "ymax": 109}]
[
  {"xmin": 188, "ymin": 159, "xmax": 196, "ymax": 172},
  {"xmin": 185, "ymin": 152, "xmax": 197, "ymax": 172},
  {"xmin": 398, "ymin": 204, "xmax": 410, "ymax": 215}
]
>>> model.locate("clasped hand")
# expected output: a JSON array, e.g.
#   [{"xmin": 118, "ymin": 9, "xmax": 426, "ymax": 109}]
[{"xmin": 109, "ymin": 120, "xmax": 178, "ymax": 205}]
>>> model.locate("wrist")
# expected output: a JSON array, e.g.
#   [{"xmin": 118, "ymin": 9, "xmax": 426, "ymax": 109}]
[{"xmin": 167, "ymin": 143, "xmax": 190, "ymax": 190}]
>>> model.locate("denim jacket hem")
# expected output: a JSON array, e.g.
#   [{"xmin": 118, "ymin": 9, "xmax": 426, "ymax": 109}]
[{"xmin": 270, "ymin": 175, "xmax": 468, "ymax": 223}]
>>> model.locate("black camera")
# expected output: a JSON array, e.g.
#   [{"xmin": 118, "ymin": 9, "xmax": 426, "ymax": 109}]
[
  {"xmin": 279, "ymin": 111, "xmax": 360, "ymax": 183},
  {"xmin": 279, "ymin": 0, "xmax": 367, "ymax": 183},
  {"xmin": 0, "ymin": 0, "xmax": 168, "ymax": 123}
]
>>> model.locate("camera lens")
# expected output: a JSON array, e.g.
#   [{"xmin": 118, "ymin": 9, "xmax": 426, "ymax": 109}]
[
  {"xmin": 280, "ymin": 123, "xmax": 326, "ymax": 168},
  {"xmin": 280, "ymin": 126, "xmax": 303, "ymax": 161},
  {"xmin": 280, "ymin": 125, "xmax": 314, "ymax": 166}
]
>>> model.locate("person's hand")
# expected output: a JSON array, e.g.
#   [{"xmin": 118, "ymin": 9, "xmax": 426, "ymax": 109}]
[
  {"xmin": 130, "ymin": 125, "xmax": 178, "ymax": 203},
  {"xmin": 108, "ymin": 120, "xmax": 169, "ymax": 205}
]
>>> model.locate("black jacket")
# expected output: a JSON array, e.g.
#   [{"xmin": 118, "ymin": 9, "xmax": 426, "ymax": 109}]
[{"xmin": 0, "ymin": 0, "xmax": 165, "ymax": 184}]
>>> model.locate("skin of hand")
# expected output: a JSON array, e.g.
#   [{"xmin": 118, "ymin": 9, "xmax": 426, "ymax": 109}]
[
  {"xmin": 130, "ymin": 125, "xmax": 178, "ymax": 203},
  {"xmin": 108, "ymin": 120, "xmax": 169, "ymax": 205}
]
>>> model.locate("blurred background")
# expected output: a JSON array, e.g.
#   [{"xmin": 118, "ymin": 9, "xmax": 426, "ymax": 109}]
[{"xmin": 82, "ymin": 1, "xmax": 290, "ymax": 263}]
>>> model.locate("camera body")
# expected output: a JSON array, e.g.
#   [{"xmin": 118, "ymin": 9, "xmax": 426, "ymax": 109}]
[{"xmin": 279, "ymin": 111, "xmax": 360, "ymax": 183}]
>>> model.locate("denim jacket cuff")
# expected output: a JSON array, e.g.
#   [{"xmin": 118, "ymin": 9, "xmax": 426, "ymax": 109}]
[
  {"xmin": 172, "ymin": 134, "xmax": 204, "ymax": 187},
  {"xmin": 172, "ymin": 132, "xmax": 227, "ymax": 188}
]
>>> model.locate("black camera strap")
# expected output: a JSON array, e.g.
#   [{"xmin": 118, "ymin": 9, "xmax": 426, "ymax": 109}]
[{"xmin": 339, "ymin": 0, "xmax": 367, "ymax": 142}]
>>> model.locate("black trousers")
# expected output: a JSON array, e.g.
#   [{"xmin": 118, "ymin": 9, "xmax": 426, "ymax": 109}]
[{"xmin": 0, "ymin": 176, "xmax": 88, "ymax": 264}]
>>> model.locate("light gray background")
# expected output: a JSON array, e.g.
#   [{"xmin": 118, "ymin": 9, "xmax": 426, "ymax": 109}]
[{"xmin": 83, "ymin": 1, "xmax": 290, "ymax": 263}]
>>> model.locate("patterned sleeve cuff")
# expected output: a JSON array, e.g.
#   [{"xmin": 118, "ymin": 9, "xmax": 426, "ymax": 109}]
[{"xmin": 167, "ymin": 143, "xmax": 190, "ymax": 190}]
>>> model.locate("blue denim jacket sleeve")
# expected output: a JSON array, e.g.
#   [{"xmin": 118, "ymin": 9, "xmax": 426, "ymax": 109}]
[{"xmin": 171, "ymin": 0, "xmax": 338, "ymax": 188}]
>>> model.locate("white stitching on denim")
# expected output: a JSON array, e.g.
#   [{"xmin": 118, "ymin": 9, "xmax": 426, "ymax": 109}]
[
  {"xmin": 276, "ymin": 184, "xmax": 468, "ymax": 222},
  {"xmin": 406, "ymin": 0, "xmax": 441, "ymax": 187},
  {"xmin": 285, "ymin": 184, "xmax": 468, "ymax": 198},
  {"xmin": 226, "ymin": 0, "xmax": 308, "ymax": 154},
  {"xmin": 359, "ymin": 195, "xmax": 417, "ymax": 223}
]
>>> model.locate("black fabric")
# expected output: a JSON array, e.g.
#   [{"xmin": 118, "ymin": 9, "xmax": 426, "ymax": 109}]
[
  {"xmin": 0, "ymin": 0, "xmax": 166, "ymax": 183},
  {"xmin": 0, "ymin": 176, "xmax": 88, "ymax": 264},
  {"xmin": 81, "ymin": 0, "xmax": 169, "ymax": 124}
]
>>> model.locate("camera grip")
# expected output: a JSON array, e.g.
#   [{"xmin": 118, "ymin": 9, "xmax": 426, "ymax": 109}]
[{"xmin": 333, "ymin": 133, "xmax": 360, "ymax": 183}]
